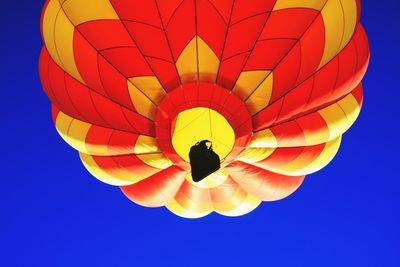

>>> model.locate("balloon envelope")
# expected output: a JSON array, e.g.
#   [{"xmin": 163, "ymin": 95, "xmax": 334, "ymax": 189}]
[{"xmin": 39, "ymin": 0, "xmax": 369, "ymax": 218}]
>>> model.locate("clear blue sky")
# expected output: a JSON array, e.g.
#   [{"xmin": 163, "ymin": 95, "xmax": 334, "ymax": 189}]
[{"xmin": 1, "ymin": 1, "xmax": 399, "ymax": 266}]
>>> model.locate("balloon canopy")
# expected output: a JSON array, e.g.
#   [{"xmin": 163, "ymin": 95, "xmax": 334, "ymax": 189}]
[{"xmin": 39, "ymin": 0, "xmax": 370, "ymax": 218}]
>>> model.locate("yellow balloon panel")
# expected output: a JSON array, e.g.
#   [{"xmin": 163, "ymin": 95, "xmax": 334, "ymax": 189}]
[
  {"xmin": 238, "ymin": 147, "xmax": 276, "ymax": 163},
  {"xmin": 273, "ymin": 0, "xmax": 327, "ymax": 11},
  {"xmin": 216, "ymin": 194, "xmax": 261, "ymax": 217},
  {"xmin": 176, "ymin": 37, "xmax": 198, "ymax": 83},
  {"xmin": 166, "ymin": 198, "xmax": 212, "ymax": 219},
  {"xmin": 185, "ymin": 169, "xmax": 229, "ymax": 189},
  {"xmin": 134, "ymin": 135, "xmax": 161, "ymax": 154},
  {"xmin": 176, "ymin": 36, "xmax": 220, "ymax": 83},
  {"xmin": 319, "ymin": 0, "xmax": 357, "ymax": 68},
  {"xmin": 198, "ymin": 37, "xmax": 220, "ymax": 82},
  {"xmin": 232, "ymin": 71, "xmax": 271, "ymax": 100},
  {"xmin": 318, "ymin": 93, "xmax": 361, "ymax": 140},
  {"xmin": 42, "ymin": 0, "xmax": 83, "ymax": 83},
  {"xmin": 248, "ymin": 129, "xmax": 278, "ymax": 148},
  {"xmin": 127, "ymin": 81, "xmax": 158, "ymax": 120},
  {"xmin": 128, "ymin": 76, "xmax": 167, "ymax": 106},
  {"xmin": 245, "ymin": 73, "xmax": 274, "ymax": 115},
  {"xmin": 277, "ymin": 136, "xmax": 342, "ymax": 176},
  {"xmin": 79, "ymin": 153, "xmax": 137, "ymax": 186},
  {"xmin": 62, "ymin": 0, "xmax": 119, "ymax": 26},
  {"xmin": 136, "ymin": 154, "xmax": 173, "ymax": 169},
  {"xmin": 55, "ymin": 111, "xmax": 91, "ymax": 154},
  {"xmin": 171, "ymin": 108, "xmax": 235, "ymax": 162}
]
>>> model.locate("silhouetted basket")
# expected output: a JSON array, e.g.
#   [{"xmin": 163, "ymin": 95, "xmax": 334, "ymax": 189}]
[{"xmin": 189, "ymin": 140, "xmax": 221, "ymax": 182}]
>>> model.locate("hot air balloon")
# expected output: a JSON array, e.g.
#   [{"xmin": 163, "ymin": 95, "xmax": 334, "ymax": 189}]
[{"xmin": 39, "ymin": 0, "xmax": 370, "ymax": 218}]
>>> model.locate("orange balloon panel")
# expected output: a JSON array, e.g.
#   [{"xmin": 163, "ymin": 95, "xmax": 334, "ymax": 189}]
[{"xmin": 39, "ymin": 0, "xmax": 369, "ymax": 218}]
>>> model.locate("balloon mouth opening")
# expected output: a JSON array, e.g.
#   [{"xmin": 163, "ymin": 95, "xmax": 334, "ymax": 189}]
[
  {"xmin": 155, "ymin": 82, "xmax": 253, "ymax": 170},
  {"xmin": 170, "ymin": 107, "xmax": 235, "ymax": 163}
]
